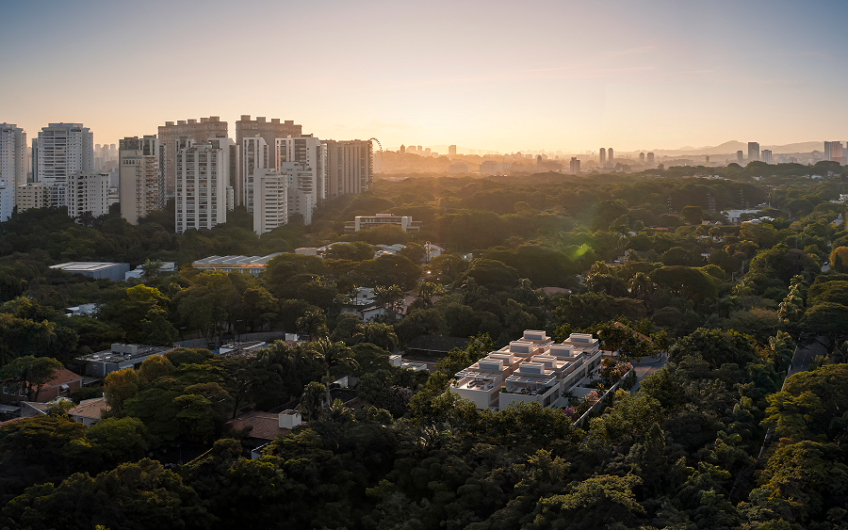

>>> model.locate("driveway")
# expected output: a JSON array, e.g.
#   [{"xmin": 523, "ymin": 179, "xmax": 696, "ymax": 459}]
[{"xmin": 630, "ymin": 353, "xmax": 668, "ymax": 393}]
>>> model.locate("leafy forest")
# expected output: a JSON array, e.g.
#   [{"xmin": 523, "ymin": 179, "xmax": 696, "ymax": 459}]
[{"xmin": 2, "ymin": 163, "xmax": 848, "ymax": 530}]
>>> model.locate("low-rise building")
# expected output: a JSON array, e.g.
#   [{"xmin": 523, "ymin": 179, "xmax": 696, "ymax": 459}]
[
  {"xmin": 124, "ymin": 261, "xmax": 177, "ymax": 281},
  {"xmin": 192, "ymin": 254, "xmax": 281, "ymax": 275},
  {"xmin": 50, "ymin": 262, "xmax": 130, "ymax": 282},
  {"xmin": 69, "ymin": 397, "xmax": 109, "ymax": 426},
  {"xmin": 449, "ymin": 330, "xmax": 604, "ymax": 410},
  {"xmin": 15, "ymin": 183, "xmax": 51, "ymax": 212},
  {"xmin": 77, "ymin": 343, "xmax": 175, "ymax": 377},
  {"xmin": 344, "ymin": 214, "xmax": 422, "ymax": 234},
  {"xmin": 1, "ymin": 368, "xmax": 83, "ymax": 405}
]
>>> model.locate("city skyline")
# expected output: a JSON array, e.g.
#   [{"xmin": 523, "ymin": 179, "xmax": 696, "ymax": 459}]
[{"xmin": 4, "ymin": 0, "xmax": 848, "ymax": 153}]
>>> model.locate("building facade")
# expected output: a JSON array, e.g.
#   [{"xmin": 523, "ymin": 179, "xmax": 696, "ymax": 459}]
[
  {"xmin": 761, "ymin": 149, "xmax": 773, "ymax": 165},
  {"xmin": 67, "ymin": 172, "xmax": 109, "ymax": 218},
  {"xmin": 158, "ymin": 117, "xmax": 228, "ymax": 196},
  {"xmin": 252, "ymin": 169, "xmax": 288, "ymax": 235},
  {"xmin": 599, "ymin": 147, "xmax": 606, "ymax": 167},
  {"xmin": 569, "ymin": 157, "xmax": 580, "ymax": 174},
  {"xmin": 235, "ymin": 116, "xmax": 302, "ymax": 206},
  {"xmin": 242, "ymin": 136, "xmax": 270, "ymax": 212},
  {"xmin": 175, "ymin": 142, "xmax": 230, "ymax": 233},
  {"xmin": 647, "ymin": 152, "xmax": 655, "ymax": 166},
  {"xmin": 344, "ymin": 213, "xmax": 422, "ymax": 233},
  {"xmin": 325, "ymin": 139, "xmax": 372, "ymax": 197},
  {"xmin": 119, "ymin": 136, "xmax": 162, "ymax": 224},
  {"xmin": 0, "ymin": 124, "xmax": 27, "ymax": 220},
  {"xmin": 36, "ymin": 123, "xmax": 94, "ymax": 208},
  {"xmin": 747, "ymin": 142, "xmax": 760, "ymax": 163},
  {"xmin": 15, "ymin": 183, "xmax": 50, "ymax": 212}
]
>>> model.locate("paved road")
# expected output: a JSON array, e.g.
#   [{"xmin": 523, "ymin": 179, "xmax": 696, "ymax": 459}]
[{"xmin": 629, "ymin": 353, "xmax": 668, "ymax": 393}]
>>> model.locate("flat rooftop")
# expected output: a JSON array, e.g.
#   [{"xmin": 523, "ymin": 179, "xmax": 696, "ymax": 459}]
[
  {"xmin": 78, "ymin": 345, "xmax": 171, "ymax": 363},
  {"xmin": 193, "ymin": 254, "xmax": 281, "ymax": 267},
  {"xmin": 50, "ymin": 262, "xmax": 126, "ymax": 271}
]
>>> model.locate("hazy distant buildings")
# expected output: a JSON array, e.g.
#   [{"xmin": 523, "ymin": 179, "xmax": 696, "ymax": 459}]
[
  {"xmin": 158, "ymin": 117, "xmax": 228, "ymax": 196},
  {"xmin": 737, "ymin": 151, "xmax": 743, "ymax": 165},
  {"xmin": 37, "ymin": 123, "xmax": 94, "ymax": 208},
  {"xmin": 638, "ymin": 152, "xmax": 645, "ymax": 164},
  {"xmin": 399, "ymin": 145, "xmax": 406, "ymax": 156},
  {"xmin": 608, "ymin": 148, "xmax": 614, "ymax": 163},
  {"xmin": 119, "ymin": 136, "xmax": 162, "ymax": 224},
  {"xmin": 448, "ymin": 145, "xmax": 457, "ymax": 156},
  {"xmin": 252, "ymin": 169, "xmax": 288, "ymax": 235},
  {"xmin": 0, "ymin": 123, "xmax": 27, "ymax": 221},
  {"xmin": 824, "ymin": 141, "xmax": 845, "ymax": 164},
  {"xmin": 175, "ymin": 141, "xmax": 230, "ymax": 233},
  {"xmin": 281, "ymin": 162, "xmax": 316, "ymax": 225},
  {"xmin": 235, "ymin": 116, "xmax": 301, "ymax": 206},
  {"xmin": 761, "ymin": 149, "xmax": 773, "ymax": 165},
  {"xmin": 242, "ymin": 136, "xmax": 270, "ymax": 212},
  {"xmin": 747, "ymin": 142, "xmax": 760, "ymax": 163},
  {"xmin": 599, "ymin": 148, "xmax": 606, "ymax": 167},
  {"xmin": 647, "ymin": 152, "xmax": 654, "ymax": 166},
  {"xmin": 569, "ymin": 157, "xmax": 580, "ymax": 174},
  {"xmin": 326, "ymin": 140, "xmax": 372, "ymax": 197},
  {"xmin": 67, "ymin": 172, "xmax": 109, "ymax": 219},
  {"xmin": 449, "ymin": 161, "xmax": 470, "ymax": 173}
]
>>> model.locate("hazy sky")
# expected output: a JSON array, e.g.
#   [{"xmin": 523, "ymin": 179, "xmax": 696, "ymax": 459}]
[{"xmin": 2, "ymin": 0, "xmax": 846, "ymax": 153}]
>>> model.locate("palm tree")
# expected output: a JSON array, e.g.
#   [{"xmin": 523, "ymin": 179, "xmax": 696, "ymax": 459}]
[
  {"xmin": 308, "ymin": 338, "xmax": 359, "ymax": 405},
  {"xmin": 374, "ymin": 284, "xmax": 404, "ymax": 319},
  {"xmin": 628, "ymin": 272, "xmax": 653, "ymax": 301},
  {"xmin": 416, "ymin": 281, "xmax": 445, "ymax": 308},
  {"xmin": 298, "ymin": 381, "xmax": 326, "ymax": 421},
  {"xmin": 296, "ymin": 308, "xmax": 328, "ymax": 341},
  {"xmin": 140, "ymin": 259, "xmax": 162, "ymax": 282},
  {"xmin": 351, "ymin": 322, "xmax": 399, "ymax": 351}
]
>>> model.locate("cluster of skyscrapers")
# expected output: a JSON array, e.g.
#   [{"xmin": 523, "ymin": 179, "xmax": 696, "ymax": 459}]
[{"xmin": 0, "ymin": 117, "xmax": 374, "ymax": 234}]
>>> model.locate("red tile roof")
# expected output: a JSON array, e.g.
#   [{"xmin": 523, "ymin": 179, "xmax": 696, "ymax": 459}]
[
  {"xmin": 46, "ymin": 369, "xmax": 83, "ymax": 388},
  {"xmin": 69, "ymin": 397, "xmax": 109, "ymax": 420}
]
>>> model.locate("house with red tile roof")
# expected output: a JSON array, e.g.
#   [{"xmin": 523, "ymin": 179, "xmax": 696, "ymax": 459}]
[{"xmin": 1, "ymin": 368, "xmax": 83, "ymax": 405}]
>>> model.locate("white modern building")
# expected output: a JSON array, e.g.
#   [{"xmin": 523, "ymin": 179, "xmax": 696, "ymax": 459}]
[
  {"xmin": 281, "ymin": 161, "xmax": 317, "ymax": 225},
  {"xmin": 253, "ymin": 169, "xmax": 288, "ymax": 235},
  {"xmin": 449, "ymin": 330, "xmax": 604, "ymax": 410},
  {"xmin": 66, "ymin": 172, "xmax": 109, "ymax": 218},
  {"xmin": 344, "ymin": 213, "xmax": 422, "ymax": 233},
  {"xmin": 0, "ymin": 123, "xmax": 27, "ymax": 221},
  {"xmin": 119, "ymin": 136, "xmax": 162, "ymax": 224},
  {"xmin": 37, "ymin": 123, "xmax": 94, "ymax": 208},
  {"xmin": 175, "ymin": 141, "xmax": 230, "ymax": 233},
  {"xmin": 276, "ymin": 136, "xmax": 327, "ymax": 200},
  {"xmin": 242, "ymin": 136, "xmax": 270, "ymax": 212}
]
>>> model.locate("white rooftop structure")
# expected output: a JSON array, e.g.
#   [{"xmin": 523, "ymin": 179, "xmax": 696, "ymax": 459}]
[
  {"xmin": 50, "ymin": 262, "xmax": 131, "ymax": 282},
  {"xmin": 450, "ymin": 330, "xmax": 605, "ymax": 410}
]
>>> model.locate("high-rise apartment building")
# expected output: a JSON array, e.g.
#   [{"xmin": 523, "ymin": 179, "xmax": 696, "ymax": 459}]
[
  {"xmin": 281, "ymin": 162, "xmax": 316, "ymax": 226},
  {"xmin": 235, "ymin": 116, "xmax": 302, "ymax": 206},
  {"xmin": 119, "ymin": 136, "xmax": 162, "ymax": 224},
  {"xmin": 0, "ymin": 123, "xmax": 27, "ymax": 221},
  {"xmin": 252, "ymin": 168, "xmax": 288, "ymax": 235},
  {"xmin": 37, "ymin": 123, "xmax": 94, "ymax": 207},
  {"xmin": 16, "ymin": 183, "xmax": 50, "ymax": 213},
  {"xmin": 569, "ymin": 157, "xmax": 580, "ymax": 174},
  {"xmin": 747, "ymin": 142, "xmax": 760, "ymax": 163},
  {"xmin": 325, "ymin": 140, "xmax": 372, "ymax": 197},
  {"xmin": 647, "ymin": 152, "xmax": 654, "ymax": 166},
  {"xmin": 158, "ymin": 117, "xmax": 228, "ymax": 196},
  {"xmin": 242, "ymin": 136, "xmax": 270, "ymax": 212},
  {"xmin": 66, "ymin": 172, "xmax": 109, "ymax": 219},
  {"xmin": 399, "ymin": 145, "xmax": 406, "ymax": 156},
  {"xmin": 737, "ymin": 151, "xmax": 743, "ymax": 165},
  {"xmin": 639, "ymin": 152, "xmax": 645, "ymax": 164},
  {"xmin": 276, "ymin": 136, "xmax": 327, "ymax": 200},
  {"xmin": 175, "ymin": 141, "xmax": 230, "ymax": 233},
  {"xmin": 599, "ymin": 148, "xmax": 606, "ymax": 167},
  {"xmin": 608, "ymin": 148, "xmax": 614, "ymax": 162},
  {"xmin": 448, "ymin": 145, "xmax": 457, "ymax": 157},
  {"xmin": 761, "ymin": 149, "xmax": 773, "ymax": 165},
  {"xmin": 825, "ymin": 141, "xmax": 844, "ymax": 164}
]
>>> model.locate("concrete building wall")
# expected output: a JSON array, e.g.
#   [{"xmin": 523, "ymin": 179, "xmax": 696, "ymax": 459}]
[
  {"xmin": 67, "ymin": 172, "xmax": 109, "ymax": 218},
  {"xmin": 158, "ymin": 117, "xmax": 228, "ymax": 196},
  {"xmin": 253, "ymin": 169, "xmax": 288, "ymax": 235},
  {"xmin": 235, "ymin": 116, "xmax": 302, "ymax": 206},
  {"xmin": 175, "ymin": 142, "xmax": 228, "ymax": 233},
  {"xmin": 326, "ymin": 139, "xmax": 372, "ymax": 197}
]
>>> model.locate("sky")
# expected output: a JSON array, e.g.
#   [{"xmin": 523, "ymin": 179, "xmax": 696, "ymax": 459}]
[{"xmin": 2, "ymin": 0, "xmax": 848, "ymax": 153}]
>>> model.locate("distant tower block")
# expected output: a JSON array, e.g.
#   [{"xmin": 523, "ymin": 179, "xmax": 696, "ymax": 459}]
[
  {"xmin": 608, "ymin": 148, "xmax": 614, "ymax": 162},
  {"xmin": 448, "ymin": 145, "xmax": 457, "ymax": 156},
  {"xmin": 639, "ymin": 152, "xmax": 645, "ymax": 164},
  {"xmin": 647, "ymin": 152, "xmax": 654, "ymax": 166},
  {"xmin": 599, "ymin": 148, "xmax": 606, "ymax": 166}
]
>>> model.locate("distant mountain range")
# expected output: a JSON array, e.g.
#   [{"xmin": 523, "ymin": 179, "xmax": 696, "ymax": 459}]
[{"xmin": 638, "ymin": 141, "xmax": 824, "ymax": 157}]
